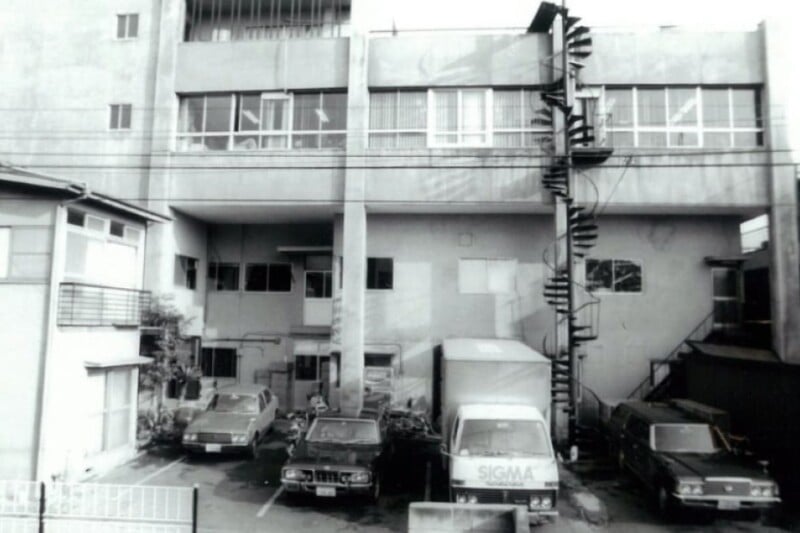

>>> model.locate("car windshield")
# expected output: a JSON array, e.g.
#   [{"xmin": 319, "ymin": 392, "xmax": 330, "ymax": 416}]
[
  {"xmin": 208, "ymin": 393, "xmax": 258, "ymax": 414},
  {"xmin": 653, "ymin": 424, "xmax": 720, "ymax": 453},
  {"xmin": 306, "ymin": 419, "xmax": 380, "ymax": 444},
  {"xmin": 458, "ymin": 419, "xmax": 551, "ymax": 457}
]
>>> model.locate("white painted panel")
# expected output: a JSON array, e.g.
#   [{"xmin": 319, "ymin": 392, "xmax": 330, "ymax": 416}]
[{"xmin": 303, "ymin": 298, "xmax": 332, "ymax": 326}]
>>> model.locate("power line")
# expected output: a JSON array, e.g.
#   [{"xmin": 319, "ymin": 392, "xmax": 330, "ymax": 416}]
[{"xmin": 0, "ymin": 147, "xmax": 795, "ymax": 159}]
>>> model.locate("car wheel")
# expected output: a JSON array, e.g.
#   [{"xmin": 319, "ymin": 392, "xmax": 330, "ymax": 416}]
[
  {"xmin": 657, "ymin": 486, "xmax": 674, "ymax": 518},
  {"xmin": 250, "ymin": 433, "xmax": 260, "ymax": 460},
  {"xmin": 370, "ymin": 474, "xmax": 381, "ymax": 504}
]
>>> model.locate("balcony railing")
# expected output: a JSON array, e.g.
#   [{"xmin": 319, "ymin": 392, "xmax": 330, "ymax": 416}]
[
  {"xmin": 184, "ymin": 0, "xmax": 350, "ymax": 42},
  {"xmin": 57, "ymin": 283, "xmax": 151, "ymax": 327}
]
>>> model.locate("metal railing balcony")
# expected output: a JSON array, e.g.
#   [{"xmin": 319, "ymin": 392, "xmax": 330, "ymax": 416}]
[{"xmin": 57, "ymin": 283, "xmax": 151, "ymax": 328}]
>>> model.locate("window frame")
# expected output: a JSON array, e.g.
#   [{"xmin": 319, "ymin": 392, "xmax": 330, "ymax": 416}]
[
  {"xmin": 109, "ymin": 103, "xmax": 132, "ymax": 131},
  {"xmin": 208, "ymin": 261, "xmax": 241, "ymax": 291},
  {"xmin": 304, "ymin": 269, "xmax": 333, "ymax": 299},
  {"xmin": 428, "ymin": 88, "xmax": 492, "ymax": 148},
  {"xmin": 366, "ymin": 257, "xmax": 394, "ymax": 291},
  {"xmin": 244, "ymin": 262, "xmax": 293, "ymax": 293},
  {"xmin": 368, "ymin": 90, "xmax": 428, "ymax": 149},
  {"xmin": 711, "ymin": 266, "xmax": 742, "ymax": 328},
  {"xmin": 585, "ymin": 258, "xmax": 644, "ymax": 295},
  {"xmin": 64, "ymin": 209, "xmax": 143, "ymax": 282},
  {"xmin": 200, "ymin": 347, "xmax": 238, "ymax": 378},
  {"xmin": 233, "ymin": 92, "xmax": 293, "ymax": 150},
  {"xmin": 175, "ymin": 254, "xmax": 199, "ymax": 290},
  {"xmin": 605, "ymin": 86, "xmax": 763, "ymax": 149},
  {"xmin": 116, "ymin": 13, "xmax": 139, "ymax": 39}
]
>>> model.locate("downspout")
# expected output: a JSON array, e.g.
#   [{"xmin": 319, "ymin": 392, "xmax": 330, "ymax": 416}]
[{"xmin": 33, "ymin": 185, "xmax": 89, "ymax": 480}]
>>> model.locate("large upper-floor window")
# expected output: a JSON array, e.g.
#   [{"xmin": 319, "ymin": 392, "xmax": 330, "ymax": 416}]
[
  {"xmin": 368, "ymin": 88, "xmax": 549, "ymax": 149},
  {"xmin": 184, "ymin": 0, "xmax": 350, "ymax": 41},
  {"xmin": 604, "ymin": 86, "xmax": 763, "ymax": 148},
  {"xmin": 178, "ymin": 91, "xmax": 347, "ymax": 151}
]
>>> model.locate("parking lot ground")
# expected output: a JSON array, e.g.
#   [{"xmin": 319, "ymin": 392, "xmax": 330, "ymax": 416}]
[
  {"xmin": 95, "ymin": 433, "xmax": 597, "ymax": 533},
  {"xmin": 95, "ymin": 436, "xmax": 799, "ymax": 533}
]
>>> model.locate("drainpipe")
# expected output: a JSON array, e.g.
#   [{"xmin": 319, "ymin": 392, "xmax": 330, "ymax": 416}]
[{"xmin": 33, "ymin": 185, "xmax": 89, "ymax": 480}]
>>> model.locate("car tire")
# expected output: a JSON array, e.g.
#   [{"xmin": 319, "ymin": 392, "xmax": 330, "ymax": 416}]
[
  {"xmin": 657, "ymin": 485, "xmax": 675, "ymax": 519},
  {"xmin": 250, "ymin": 433, "xmax": 260, "ymax": 460},
  {"xmin": 369, "ymin": 475, "xmax": 381, "ymax": 504}
]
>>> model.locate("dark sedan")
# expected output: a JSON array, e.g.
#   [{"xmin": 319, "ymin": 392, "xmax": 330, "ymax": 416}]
[
  {"xmin": 606, "ymin": 401, "xmax": 780, "ymax": 515},
  {"xmin": 280, "ymin": 413, "xmax": 388, "ymax": 502}
]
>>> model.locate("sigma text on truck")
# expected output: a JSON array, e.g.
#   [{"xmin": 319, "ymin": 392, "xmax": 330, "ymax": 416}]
[{"xmin": 439, "ymin": 338, "xmax": 558, "ymax": 522}]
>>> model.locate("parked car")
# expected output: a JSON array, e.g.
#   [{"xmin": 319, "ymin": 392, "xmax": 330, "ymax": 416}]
[
  {"xmin": 606, "ymin": 400, "xmax": 780, "ymax": 516},
  {"xmin": 280, "ymin": 411, "xmax": 389, "ymax": 502},
  {"xmin": 182, "ymin": 384, "xmax": 278, "ymax": 458}
]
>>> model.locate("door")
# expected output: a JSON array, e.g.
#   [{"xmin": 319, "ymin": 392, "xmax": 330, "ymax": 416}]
[
  {"xmin": 712, "ymin": 267, "xmax": 741, "ymax": 330},
  {"xmin": 303, "ymin": 270, "xmax": 333, "ymax": 326}
]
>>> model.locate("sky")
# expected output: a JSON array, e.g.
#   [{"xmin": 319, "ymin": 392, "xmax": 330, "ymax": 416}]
[{"xmin": 366, "ymin": 0, "xmax": 799, "ymax": 32}]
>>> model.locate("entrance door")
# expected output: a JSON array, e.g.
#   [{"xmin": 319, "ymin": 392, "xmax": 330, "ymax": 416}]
[{"xmin": 712, "ymin": 267, "xmax": 741, "ymax": 329}]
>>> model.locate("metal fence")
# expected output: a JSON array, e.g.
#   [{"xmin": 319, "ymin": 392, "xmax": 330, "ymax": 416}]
[
  {"xmin": 0, "ymin": 481, "xmax": 196, "ymax": 533},
  {"xmin": 57, "ymin": 283, "xmax": 151, "ymax": 327}
]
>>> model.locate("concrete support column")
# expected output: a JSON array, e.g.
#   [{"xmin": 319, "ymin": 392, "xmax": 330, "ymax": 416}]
[
  {"xmin": 338, "ymin": 0, "xmax": 370, "ymax": 415},
  {"xmin": 763, "ymin": 19, "xmax": 800, "ymax": 363}
]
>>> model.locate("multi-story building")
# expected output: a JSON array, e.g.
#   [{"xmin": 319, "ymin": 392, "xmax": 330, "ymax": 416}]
[{"xmin": 1, "ymin": 0, "xmax": 798, "ymax": 479}]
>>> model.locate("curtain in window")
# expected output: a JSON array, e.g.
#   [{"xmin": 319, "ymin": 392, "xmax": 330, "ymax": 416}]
[
  {"xmin": 461, "ymin": 90, "xmax": 486, "ymax": 144},
  {"xmin": 604, "ymin": 89, "xmax": 633, "ymax": 128},
  {"xmin": 637, "ymin": 89, "xmax": 666, "ymax": 127},
  {"xmin": 667, "ymin": 88, "xmax": 697, "ymax": 126},
  {"xmin": 434, "ymin": 90, "xmax": 458, "ymax": 144}
]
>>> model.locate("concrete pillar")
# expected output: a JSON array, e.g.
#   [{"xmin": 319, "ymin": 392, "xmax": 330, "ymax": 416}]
[
  {"xmin": 338, "ymin": 0, "xmax": 370, "ymax": 415},
  {"xmin": 762, "ymin": 20, "xmax": 800, "ymax": 363}
]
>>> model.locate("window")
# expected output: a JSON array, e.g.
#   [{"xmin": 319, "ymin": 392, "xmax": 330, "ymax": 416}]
[
  {"xmin": 208, "ymin": 262, "xmax": 240, "ymax": 291},
  {"xmin": 712, "ymin": 267, "xmax": 740, "ymax": 327},
  {"xmin": 458, "ymin": 258, "xmax": 516, "ymax": 294},
  {"xmin": 295, "ymin": 354, "xmax": 330, "ymax": 381},
  {"xmin": 368, "ymin": 88, "xmax": 549, "ymax": 149},
  {"xmin": 175, "ymin": 255, "xmax": 198, "ymax": 289},
  {"xmin": 586, "ymin": 259, "xmax": 642, "ymax": 293},
  {"xmin": 109, "ymin": 104, "xmax": 132, "ymax": 130},
  {"xmin": 366, "ymin": 258, "xmax": 393, "ymax": 290},
  {"xmin": 369, "ymin": 91, "xmax": 427, "ymax": 148},
  {"xmin": 200, "ymin": 347, "xmax": 237, "ymax": 378},
  {"xmin": 109, "ymin": 221, "xmax": 125, "ymax": 238},
  {"xmin": 116, "ymin": 14, "xmax": 139, "ymax": 39},
  {"xmin": 178, "ymin": 91, "xmax": 346, "ymax": 151},
  {"xmin": 305, "ymin": 271, "xmax": 332, "ymax": 298},
  {"xmin": 431, "ymin": 89, "xmax": 489, "ymax": 146},
  {"xmin": 65, "ymin": 211, "xmax": 140, "ymax": 288},
  {"xmin": 605, "ymin": 87, "xmax": 763, "ymax": 148},
  {"xmin": 292, "ymin": 92, "xmax": 347, "ymax": 148},
  {"xmin": 0, "ymin": 228, "xmax": 9, "ymax": 278},
  {"xmin": 86, "ymin": 369, "xmax": 133, "ymax": 454},
  {"xmin": 245, "ymin": 263, "xmax": 292, "ymax": 292},
  {"xmin": 492, "ymin": 89, "xmax": 550, "ymax": 148}
]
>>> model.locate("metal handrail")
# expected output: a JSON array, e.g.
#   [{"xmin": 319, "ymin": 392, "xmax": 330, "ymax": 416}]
[
  {"xmin": 57, "ymin": 282, "xmax": 151, "ymax": 327},
  {"xmin": 627, "ymin": 309, "xmax": 715, "ymax": 399}
]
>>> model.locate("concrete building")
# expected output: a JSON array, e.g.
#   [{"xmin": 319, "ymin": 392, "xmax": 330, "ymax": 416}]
[{"xmin": 1, "ymin": 0, "xmax": 799, "ymax": 477}]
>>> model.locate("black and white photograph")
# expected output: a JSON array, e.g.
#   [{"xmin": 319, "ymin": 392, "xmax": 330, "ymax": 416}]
[{"xmin": 0, "ymin": 0, "xmax": 799, "ymax": 531}]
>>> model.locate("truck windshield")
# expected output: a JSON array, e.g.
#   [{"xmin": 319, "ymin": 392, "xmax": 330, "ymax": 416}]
[
  {"xmin": 653, "ymin": 424, "xmax": 720, "ymax": 453},
  {"xmin": 458, "ymin": 419, "xmax": 551, "ymax": 457}
]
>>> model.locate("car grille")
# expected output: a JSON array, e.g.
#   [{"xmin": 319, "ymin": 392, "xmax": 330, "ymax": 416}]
[
  {"xmin": 314, "ymin": 470, "xmax": 341, "ymax": 484},
  {"xmin": 704, "ymin": 479, "xmax": 751, "ymax": 497},
  {"xmin": 197, "ymin": 432, "xmax": 232, "ymax": 444}
]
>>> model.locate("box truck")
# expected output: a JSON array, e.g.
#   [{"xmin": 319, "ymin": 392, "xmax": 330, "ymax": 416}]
[{"xmin": 439, "ymin": 338, "xmax": 558, "ymax": 521}]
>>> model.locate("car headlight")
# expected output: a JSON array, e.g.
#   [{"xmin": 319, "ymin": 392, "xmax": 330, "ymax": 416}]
[
  {"xmin": 183, "ymin": 433, "xmax": 197, "ymax": 442},
  {"xmin": 456, "ymin": 493, "xmax": 467, "ymax": 504},
  {"xmin": 540, "ymin": 496, "xmax": 553, "ymax": 509},
  {"xmin": 677, "ymin": 481, "xmax": 703, "ymax": 496},
  {"xmin": 751, "ymin": 484, "xmax": 777, "ymax": 497},
  {"xmin": 467, "ymin": 494, "xmax": 478, "ymax": 504},
  {"xmin": 349, "ymin": 471, "xmax": 370, "ymax": 484},
  {"xmin": 231, "ymin": 434, "xmax": 249, "ymax": 444},
  {"xmin": 529, "ymin": 496, "xmax": 542, "ymax": 509},
  {"xmin": 282, "ymin": 468, "xmax": 307, "ymax": 481}
]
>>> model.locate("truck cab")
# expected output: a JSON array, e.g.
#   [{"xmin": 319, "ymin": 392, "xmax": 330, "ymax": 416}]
[{"xmin": 448, "ymin": 404, "xmax": 559, "ymax": 520}]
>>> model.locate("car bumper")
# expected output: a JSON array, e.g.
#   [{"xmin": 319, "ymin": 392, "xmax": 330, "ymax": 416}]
[
  {"xmin": 673, "ymin": 493, "xmax": 780, "ymax": 510},
  {"xmin": 281, "ymin": 480, "xmax": 373, "ymax": 497},
  {"xmin": 183, "ymin": 442, "xmax": 250, "ymax": 454}
]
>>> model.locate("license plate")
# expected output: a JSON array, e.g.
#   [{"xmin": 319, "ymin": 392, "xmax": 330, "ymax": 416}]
[
  {"xmin": 205, "ymin": 444, "xmax": 222, "ymax": 453},
  {"xmin": 718, "ymin": 500, "xmax": 740, "ymax": 510},
  {"xmin": 316, "ymin": 487, "xmax": 336, "ymax": 497}
]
